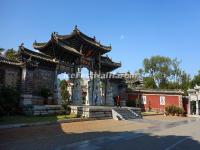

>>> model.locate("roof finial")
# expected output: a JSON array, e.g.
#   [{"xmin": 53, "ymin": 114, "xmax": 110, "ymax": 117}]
[
  {"xmin": 51, "ymin": 32, "xmax": 54, "ymax": 37},
  {"xmin": 93, "ymin": 36, "xmax": 96, "ymax": 40},
  {"xmin": 19, "ymin": 43, "xmax": 24, "ymax": 51},
  {"xmin": 74, "ymin": 25, "xmax": 78, "ymax": 30},
  {"xmin": 34, "ymin": 40, "xmax": 37, "ymax": 43}
]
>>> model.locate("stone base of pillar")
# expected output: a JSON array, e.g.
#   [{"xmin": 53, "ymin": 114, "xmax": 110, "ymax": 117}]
[{"xmin": 20, "ymin": 94, "xmax": 32, "ymax": 106}]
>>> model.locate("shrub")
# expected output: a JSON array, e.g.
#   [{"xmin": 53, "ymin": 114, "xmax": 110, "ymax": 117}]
[
  {"xmin": 165, "ymin": 105, "xmax": 185, "ymax": 116},
  {"xmin": 60, "ymin": 80, "xmax": 71, "ymax": 116},
  {"xmin": 40, "ymin": 88, "xmax": 52, "ymax": 104},
  {"xmin": 126, "ymin": 100, "xmax": 136, "ymax": 107},
  {"xmin": 0, "ymin": 86, "xmax": 20, "ymax": 115}
]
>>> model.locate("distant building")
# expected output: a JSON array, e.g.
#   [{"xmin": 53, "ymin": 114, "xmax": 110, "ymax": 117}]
[
  {"xmin": 127, "ymin": 89, "xmax": 184, "ymax": 112},
  {"xmin": 187, "ymin": 85, "xmax": 200, "ymax": 116}
]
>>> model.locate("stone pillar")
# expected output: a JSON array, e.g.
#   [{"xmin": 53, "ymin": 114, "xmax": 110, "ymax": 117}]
[
  {"xmin": 105, "ymin": 80, "xmax": 114, "ymax": 106},
  {"xmin": 88, "ymin": 78, "xmax": 101, "ymax": 106},
  {"xmin": 119, "ymin": 88, "xmax": 127, "ymax": 107},
  {"xmin": 188, "ymin": 99, "xmax": 191, "ymax": 115},
  {"xmin": 196, "ymin": 100, "xmax": 199, "ymax": 115},
  {"xmin": 20, "ymin": 67, "xmax": 33, "ymax": 106},
  {"xmin": 72, "ymin": 78, "xmax": 82, "ymax": 105},
  {"xmin": 53, "ymin": 69, "xmax": 61, "ymax": 105}
]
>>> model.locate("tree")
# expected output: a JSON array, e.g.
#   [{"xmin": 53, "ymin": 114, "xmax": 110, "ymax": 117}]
[
  {"xmin": 143, "ymin": 77, "xmax": 157, "ymax": 89},
  {"xmin": 60, "ymin": 80, "xmax": 71, "ymax": 116},
  {"xmin": 40, "ymin": 88, "xmax": 52, "ymax": 104},
  {"xmin": 180, "ymin": 71, "xmax": 191, "ymax": 95},
  {"xmin": 124, "ymin": 71, "xmax": 143, "ymax": 90},
  {"xmin": 4, "ymin": 48, "xmax": 17, "ymax": 61},
  {"xmin": 0, "ymin": 48, "xmax": 4, "ymax": 52},
  {"xmin": 0, "ymin": 86, "xmax": 20, "ymax": 115},
  {"xmin": 139, "ymin": 55, "xmax": 183, "ymax": 89},
  {"xmin": 190, "ymin": 70, "xmax": 200, "ymax": 88},
  {"xmin": 0, "ymin": 48, "xmax": 4, "ymax": 55}
]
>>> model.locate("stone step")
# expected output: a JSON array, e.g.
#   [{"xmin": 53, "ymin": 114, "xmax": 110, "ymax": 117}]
[{"xmin": 112, "ymin": 107, "xmax": 142, "ymax": 120}]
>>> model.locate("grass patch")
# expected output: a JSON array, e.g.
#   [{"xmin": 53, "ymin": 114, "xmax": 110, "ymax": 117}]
[
  {"xmin": 142, "ymin": 111, "xmax": 163, "ymax": 116},
  {"xmin": 0, "ymin": 114, "xmax": 77, "ymax": 125}
]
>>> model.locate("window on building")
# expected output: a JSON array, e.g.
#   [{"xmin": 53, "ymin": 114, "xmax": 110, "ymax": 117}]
[
  {"xmin": 141, "ymin": 95, "xmax": 147, "ymax": 104},
  {"xmin": 160, "ymin": 96, "xmax": 165, "ymax": 105}
]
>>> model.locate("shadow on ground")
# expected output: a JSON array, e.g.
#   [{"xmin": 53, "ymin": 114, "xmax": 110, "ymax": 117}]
[{"xmin": 0, "ymin": 121, "xmax": 200, "ymax": 150}]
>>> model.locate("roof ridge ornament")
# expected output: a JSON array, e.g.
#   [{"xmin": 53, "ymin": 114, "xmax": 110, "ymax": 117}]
[
  {"xmin": 74, "ymin": 25, "xmax": 78, "ymax": 31},
  {"xmin": 51, "ymin": 32, "xmax": 58, "ymax": 41},
  {"xmin": 20, "ymin": 43, "xmax": 24, "ymax": 47},
  {"xmin": 19, "ymin": 43, "xmax": 25, "ymax": 51}
]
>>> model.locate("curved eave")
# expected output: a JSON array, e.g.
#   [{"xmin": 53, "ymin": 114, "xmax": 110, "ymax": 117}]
[
  {"xmin": 19, "ymin": 46, "xmax": 52, "ymax": 58},
  {"xmin": 33, "ymin": 41, "xmax": 50, "ymax": 50},
  {"xmin": 77, "ymin": 33, "xmax": 111, "ymax": 52},
  {"xmin": 100, "ymin": 62, "xmax": 121, "ymax": 72},
  {"xmin": 56, "ymin": 28, "xmax": 112, "ymax": 52},
  {"xmin": 101, "ymin": 62, "xmax": 121, "ymax": 68},
  {"xmin": 19, "ymin": 46, "xmax": 59, "ymax": 64},
  {"xmin": 0, "ymin": 56, "xmax": 22, "ymax": 66},
  {"xmin": 57, "ymin": 40, "xmax": 82, "ymax": 56},
  {"xmin": 33, "ymin": 33, "xmax": 58, "ymax": 50},
  {"xmin": 33, "ymin": 36, "xmax": 82, "ymax": 56}
]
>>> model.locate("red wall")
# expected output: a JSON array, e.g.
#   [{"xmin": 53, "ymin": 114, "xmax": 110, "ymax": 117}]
[{"xmin": 127, "ymin": 93, "xmax": 181, "ymax": 112}]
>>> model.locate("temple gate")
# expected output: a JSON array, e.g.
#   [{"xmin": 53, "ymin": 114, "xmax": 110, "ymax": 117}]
[{"xmin": 0, "ymin": 26, "xmax": 121, "ymax": 108}]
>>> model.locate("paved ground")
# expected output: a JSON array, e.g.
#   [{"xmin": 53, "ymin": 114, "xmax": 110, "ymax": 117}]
[{"xmin": 0, "ymin": 116, "xmax": 200, "ymax": 150}]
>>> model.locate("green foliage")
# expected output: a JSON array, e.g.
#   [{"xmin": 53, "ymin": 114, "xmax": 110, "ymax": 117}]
[
  {"xmin": 141, "ymin": 56, "xmax": 181, "ymax": 88},
  {"xmin": 60, "ymin": 80, "xmax": 71, "ymax": 115},
  {"xmin": 124, "ymin": 72, "xmax": 142, "ymax": 90},
  {"xmin": 4, "ymin": 48, "xmax": 17, "ymax": 61},
  {"xmin": 139, "ymin": 55, "xmax": 191, "ymax": 94},
  {"xmin": 40, "ymin": 88, "xmax": 52, "ymax": 99},
  {"xmin": 190, "ymin": 70, "xmax": 200, "ymax": 88},
  {"xmin": 40, "ymin": 88, "xmax": 52, "ymax": 104},
  {"xmin": 0, "ymin": 114, "xmax": 76, "ymax": 125},
  {"xmin": 165, "ymin": 105, "xmax": 185, "ymax": 116},
  {"xmin": 0, "ymin": 86, "xmax": 20, "ymax": 115},
  {"xmin": 126, "ymin": 100, "xmax": 136, "ymax": 107},
  {"xmin": 60, "ymin": 80, "xmax": 70, "ymax": 103},
  {"xmin": 179, "ymin": 71, "xmax": 191, "ymax": 95},
  {"xmin": 0, "ymin": 48, "xmax": 4, "ymax": 55},
  {"xmin": 143, "ymin": 77, "xmax": 157, "ymax": 89}
]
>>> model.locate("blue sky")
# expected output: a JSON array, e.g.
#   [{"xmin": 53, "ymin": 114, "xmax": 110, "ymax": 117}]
[{"xmin": 1, "ymin": 0, "xmax": 200, "ymax": 77}]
